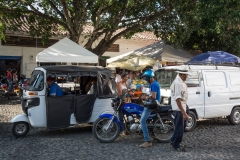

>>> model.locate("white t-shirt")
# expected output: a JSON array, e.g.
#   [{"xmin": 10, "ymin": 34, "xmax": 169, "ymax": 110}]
[
  {"xmin": 115, "ymin": 74, "xmax": 121, "ymax": 83},
  {"xmin": 170, "ymin": 75, "xmax": 188, "ymax": 111}
]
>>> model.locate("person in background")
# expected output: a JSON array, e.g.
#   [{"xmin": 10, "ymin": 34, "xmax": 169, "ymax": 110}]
[
  {"xmin": 12, "ymin": 69, "xmax": 18, "ymax": 83},
  {"xmin": 139, "ymin": 69, "xmax": 160, "ymax": 148},
  {"xmin": 116, "ymin": 72, "xmax": 129, "ymax": 136},
  {"xmin": 6, "ymin": 68, "xmax": 13, "ymax": 91},
  {"xmin": 135, "ymin": 70, "xmax": 142, "ymax": 79},
  {"xmin": 170, "ymin": 66, "xmax": 190, "ymax": 152},
  {"xmin": 47, "ymin": 77, "xmax": 64, "ymax": 97},
  {"xmin": 116, "ymin": 72, "xmax": 129, "ymax": 97},
  {"xmin": 115, "ymin": 70, "xmax": 121, "ymax": 83},
  {"xmin": 127, "ymin": 71, "xmax": 133, "ymax": 88},
  {"xmin": 23, "ymin": 79, "xmax": 29, "ymax": 88}
]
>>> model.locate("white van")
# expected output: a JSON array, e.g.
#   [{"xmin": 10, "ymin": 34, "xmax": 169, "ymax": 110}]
[{"xmin": 155, "ymin": 64, "xmax": 240, "ymax": 131}]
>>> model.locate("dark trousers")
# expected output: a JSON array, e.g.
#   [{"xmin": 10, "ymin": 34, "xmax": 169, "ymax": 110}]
[
  {"xmin": 184, "ymin": 105, "xmax": 190, "ymax": 129},
  {"xmin": 171, "ymin": 111, "xmax": 184, "ymax": 148}
]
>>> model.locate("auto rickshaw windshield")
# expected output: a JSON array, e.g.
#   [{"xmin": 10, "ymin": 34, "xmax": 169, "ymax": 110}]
[{"xmin": 26, "ymin": 70, "xmax": 44, "ymax": 91}]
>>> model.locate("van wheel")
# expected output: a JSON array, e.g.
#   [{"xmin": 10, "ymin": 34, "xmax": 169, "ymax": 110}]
[
  {"xmin": 11, "ymin": 122, "xmax": 29, "ymax": 137},
  {"xmin": 228, "ymin": 107, "xmax": 240, "ymax": 125},
  {"xmin": 184, "ymin": 111, "xmax": 197, "ymax": 132}
]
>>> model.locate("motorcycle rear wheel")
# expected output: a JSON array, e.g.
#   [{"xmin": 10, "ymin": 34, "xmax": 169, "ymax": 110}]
[
  {"xmin": 151, "ymin": 116, "xmax": 175, "ymax": 143},
  {"xmin": 92, "ymin": 118, "xmax": 120, "ymax": 143}
]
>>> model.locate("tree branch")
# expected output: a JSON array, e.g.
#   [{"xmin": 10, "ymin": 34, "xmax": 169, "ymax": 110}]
[
  {"xmin": 59, "ymin": 0, "xmax": 75, "ymax": 34},
  {"xmin": 47, "ymin": 0, "xmax": 66, "ymax": 22},
  {"xmin": 0, "ymin": 6, "xmax": 67, "ymax": 28}
]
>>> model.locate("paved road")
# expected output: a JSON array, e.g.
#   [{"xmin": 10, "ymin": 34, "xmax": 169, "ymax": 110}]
[{"xmin": 0, "ymin": 96, "xmax": 240, "ymax": 160}]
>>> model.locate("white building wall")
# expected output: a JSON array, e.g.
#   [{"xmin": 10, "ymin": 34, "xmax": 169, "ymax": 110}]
[
  {"xmin": 0, "ymin": 42, "xmax": 44, "ymax": 78},
  {"xmin": 103, "ymin": 38, "xmax": 157, "ymax": 58},
  {"xmin": 0, "ymin": 37, "xmax": 156, "ymax": 78}
]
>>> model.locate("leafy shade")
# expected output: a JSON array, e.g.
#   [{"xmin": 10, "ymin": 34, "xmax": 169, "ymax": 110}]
[
  {"xmin": 0, "ymin": 19, "xmax": 5, "ymax": 40},
  {"xmin": 0, "ymin": 0, "xmax": 177, "ymax": 57},
  {"xmin": 169, "ymin": 0, "xmax": 240, "ymax": 56},
  {"xmin": 1, "ymin": 1, "xmax": 240, "ymax": 56}
]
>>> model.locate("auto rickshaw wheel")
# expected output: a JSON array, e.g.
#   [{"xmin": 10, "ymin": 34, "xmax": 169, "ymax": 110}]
[{"xmin": 11, "ymin": 122, "xmax": 29, "ymax": 137}]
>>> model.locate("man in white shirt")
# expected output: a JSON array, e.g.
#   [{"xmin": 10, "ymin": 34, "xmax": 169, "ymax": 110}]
[{"xmin": 170, "ymin": 66, "xmax": 190, "ymax": 152}]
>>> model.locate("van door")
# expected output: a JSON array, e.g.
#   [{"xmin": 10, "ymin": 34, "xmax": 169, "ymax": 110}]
[
  {"xmin": 186, "ymin": 70, "xmax": 205, "ymax": 118},
  {"xmin": 228, "ymin": 71, "xmax": 240, "ymax": 114},
  {"xmin": 202, "ymin": 70, "xmax": 229, "ymax": 118}
]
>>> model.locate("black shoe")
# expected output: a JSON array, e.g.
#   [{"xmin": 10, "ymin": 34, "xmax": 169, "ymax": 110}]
[
  {"xmin": 180, "ymin": 144, "xmax": 187, "ymax": 148},
  {"xmin": 173, "ymin": 146, "xmax": 187, "ymax": 152},
  {"xmin": 171, "ymin": 143, "xmax": 187, "ymax": 148}
]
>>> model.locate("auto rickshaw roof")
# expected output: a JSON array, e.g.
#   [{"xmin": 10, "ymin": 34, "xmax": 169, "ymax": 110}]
[{"xmin": 37, "ymin": 65, "xmax": 111, "ymax": 73}]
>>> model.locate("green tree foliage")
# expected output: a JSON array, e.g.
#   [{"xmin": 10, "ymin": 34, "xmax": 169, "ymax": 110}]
[
  {"xmin": 0, "ymin": 21, "xmax": 5, "ymax": 40},
  {"xmin": 1, "ymin": 1, "xmax": 240, "ymax": 56},
  {"xmin": 169, "ymin": 0, "xmax": 240, "ymax": 56},
  {"xmin": 0, "ymin": 0, "xmax": 178, "ymax": 56}
]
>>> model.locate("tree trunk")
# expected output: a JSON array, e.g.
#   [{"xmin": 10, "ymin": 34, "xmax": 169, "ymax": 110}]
[{"xmin": 69, "ymin": 34, "xmax": 80, "ymax": 44}]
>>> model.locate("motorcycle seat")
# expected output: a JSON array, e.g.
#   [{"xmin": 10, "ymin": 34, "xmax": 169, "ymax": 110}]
[{"xmin": 152, "ymin": 105, "xmax": 172, "ymax": 113}]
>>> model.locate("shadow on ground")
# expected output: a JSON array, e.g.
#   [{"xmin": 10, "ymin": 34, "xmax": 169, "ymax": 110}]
[{"xmin": 0, "ymin": 96, "xmax": 21, "ymax": 105}]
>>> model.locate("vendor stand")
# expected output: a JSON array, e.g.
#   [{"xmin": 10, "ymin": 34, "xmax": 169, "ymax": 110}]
[{"xmin": 107, "ymin": 54, "xmax": 159, "ymax": 104}]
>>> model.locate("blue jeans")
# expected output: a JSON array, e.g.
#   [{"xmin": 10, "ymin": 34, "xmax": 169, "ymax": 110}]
[
  {"xmin": 7, "ymin": 79, "xmax": 13, "ymax": 91},
  {"xmin": 118, "ymin": 110, "xmax": 125, "ymax": 131},
  {"xmin": 140, "ymin": 107, "xmax": 153, "ymax": 142},
  {"xmin": 171, "ymin": 111, "xmax": 184, "ymax": 148}
]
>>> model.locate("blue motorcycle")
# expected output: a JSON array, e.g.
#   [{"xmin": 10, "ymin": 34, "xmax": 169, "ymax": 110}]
[{"xmin": 92, "ymin": 92, "xmax": 174, "ymax": 143}]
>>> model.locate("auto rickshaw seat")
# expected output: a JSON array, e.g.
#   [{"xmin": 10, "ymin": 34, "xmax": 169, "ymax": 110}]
[{"xmin": 62, "ymin": 88, "xmax": 71, "ymax": 95}]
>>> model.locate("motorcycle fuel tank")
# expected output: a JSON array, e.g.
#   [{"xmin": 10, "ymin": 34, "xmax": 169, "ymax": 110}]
[{"xmin": 122, "ymin": 103, "xmax": 156, "ymax": 118}]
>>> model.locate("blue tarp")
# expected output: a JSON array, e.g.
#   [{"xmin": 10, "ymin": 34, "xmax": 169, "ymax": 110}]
[
  {"xmin": 0, "ymin": 56, "xmax": 22, "ymax": 60},
  {"xmin": 187, "ymin": 51, "xmax": 240, "ymax": 64}
]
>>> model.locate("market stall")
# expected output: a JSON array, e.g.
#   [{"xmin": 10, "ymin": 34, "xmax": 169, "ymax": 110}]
[
  {"xmin": 107, "ymin": 54, "xmax": 156, "ymax": 71},
  {"xmin": 36, "ymin": 37, "xmax": 98, "ymax": 64}
]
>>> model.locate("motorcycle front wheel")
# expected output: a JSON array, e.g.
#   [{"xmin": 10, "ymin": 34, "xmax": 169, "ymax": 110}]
[
  {"xmin": 92, "ymin": 118, "xmax": 120, "ymax": 143},
  {"xmin": 151, "ymin": 116, "xmax": 175, "ymax": 143}
]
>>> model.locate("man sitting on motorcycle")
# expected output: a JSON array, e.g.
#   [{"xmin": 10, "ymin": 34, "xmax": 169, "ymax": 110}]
[{"xmin": 139, "ymin": 69, "xmax": 160, "ymax": 148}]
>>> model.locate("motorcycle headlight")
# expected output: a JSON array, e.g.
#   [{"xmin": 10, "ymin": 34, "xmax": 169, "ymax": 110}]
[
  {"xmin": 163, "ymin": 97, "xmax": 169, "ymax": 105},
  {"xmin": 111, "ymin": 99, "xmax": 115, "ymax": 103},
  {"xmin": 111, "ymin": 99, "xmax": 117, "ymax": 107}
]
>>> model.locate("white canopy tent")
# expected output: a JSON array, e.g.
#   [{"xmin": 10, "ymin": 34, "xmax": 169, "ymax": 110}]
[
  {"xmin": 36, "ymin": 37, "xmax": 98, "ymax": 63},
  {"xmin": 107, "ymin": 41, "xmax": 164, "ymax": 64},
  {"xmin": 106, "ymin": 41, "xmax": 193, "ymax": 64},
  {"xmin": 161, "ymin": 45, "xmax": 192, "ymax": 63}
]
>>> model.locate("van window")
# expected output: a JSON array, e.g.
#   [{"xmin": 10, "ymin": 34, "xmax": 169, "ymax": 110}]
[
  {"xmin": 155, "ymin": 70, "xmax": 177, "ymax": 88},
  {"xmin": 155, "ymin": 70, "xmax": 199, "ymax": 88},
  {"xmin": 229, "ymin": 71, "xmax": 240, "ymax": 85},
  {"xmin": 205, "ymin": 72, "xmax": 226, "ymax": 87},
  {"xmin": 186, "ymin": 71, "xmax": 199, "ymax": 87},
  {"xmin": 27, "ymin": 70, "xmax": 44, "ymax": 91}
]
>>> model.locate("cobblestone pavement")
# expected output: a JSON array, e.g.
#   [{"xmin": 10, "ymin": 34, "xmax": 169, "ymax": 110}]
[{"xmin": 0, "ymin": 96, "xmax": 240, "ymax": 160}]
